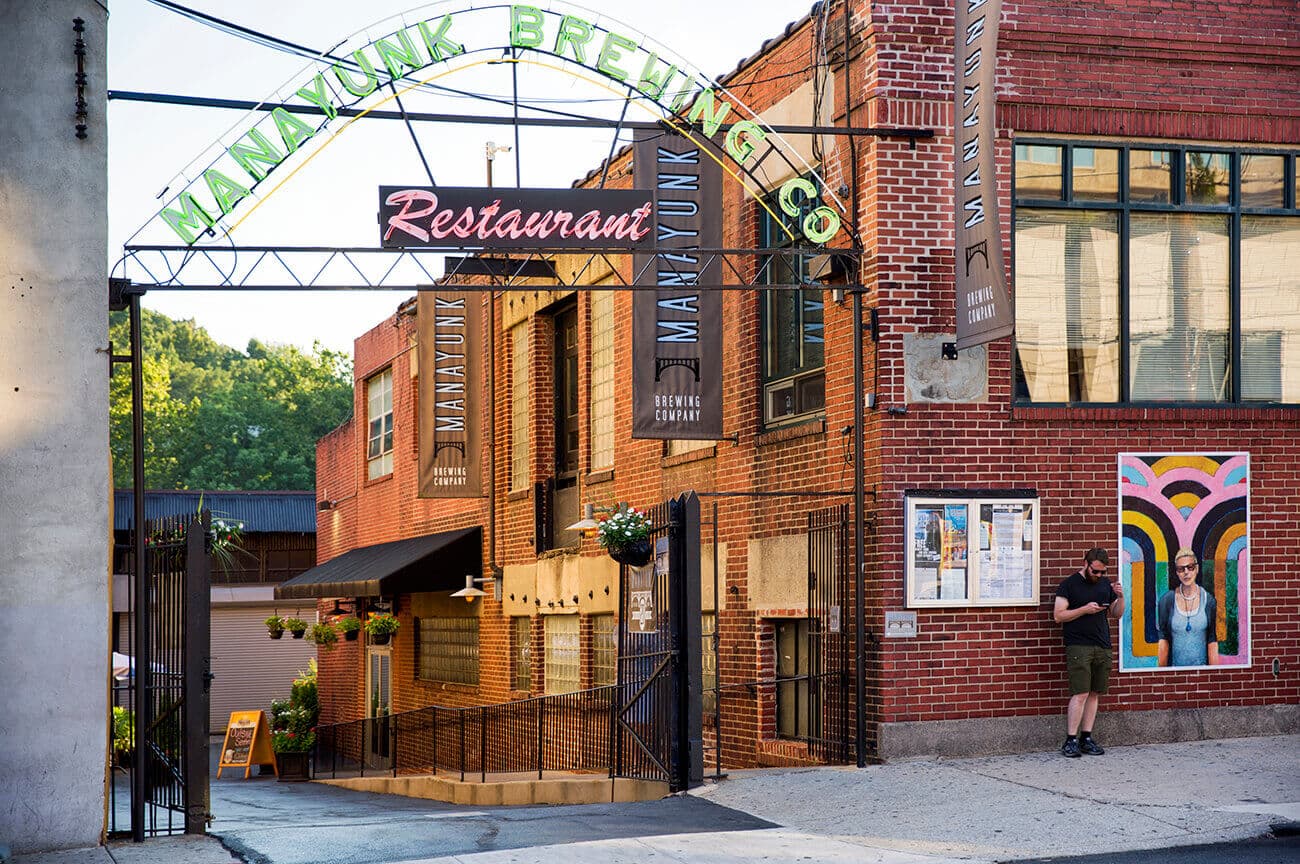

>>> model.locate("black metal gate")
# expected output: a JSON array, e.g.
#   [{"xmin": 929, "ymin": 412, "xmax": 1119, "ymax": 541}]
[
  {"xmin": 110, "ymin": 512, "xmax": 212, "ymax": 837},
  {"xmin": 613, "ymin": 492, "xmax": 702, "ymax": 792},
  {"xmin": 807, "ymin": 504, "xmax": 853, "ymax": 763}
]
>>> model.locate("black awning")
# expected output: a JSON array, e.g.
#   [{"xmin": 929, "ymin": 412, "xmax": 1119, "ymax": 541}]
[{"xmin": 274, "ymin": 527, "xmax": 481, "ymax": 600}]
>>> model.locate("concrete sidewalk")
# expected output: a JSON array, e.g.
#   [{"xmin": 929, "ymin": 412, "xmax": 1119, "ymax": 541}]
[
  {"xmin": 400, "ymin": 735, "xmax": 1300, "ymax": 864},
  {"xmin": 12, "ymin": 735, "xmax": 1299, "ymax": 864}
]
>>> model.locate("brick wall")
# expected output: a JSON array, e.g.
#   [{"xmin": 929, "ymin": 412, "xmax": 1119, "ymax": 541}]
[{"xmin": 313, "ymin": 0, "xmax": 1300, "ymax": 765}]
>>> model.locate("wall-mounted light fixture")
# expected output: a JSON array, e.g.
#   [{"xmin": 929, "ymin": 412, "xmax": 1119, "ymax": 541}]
[
  {"xmin": 451, "ymin": 572, "xmax": 500, "ymax": 603},
  {"xmin": 565, "ymin": 502, "xmax": 600, "ymax": 537}
]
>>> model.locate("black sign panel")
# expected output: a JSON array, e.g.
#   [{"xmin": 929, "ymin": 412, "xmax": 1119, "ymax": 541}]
[{"xmin": 380, "ymin": 186, "xmax": 654, "ymax": 249}]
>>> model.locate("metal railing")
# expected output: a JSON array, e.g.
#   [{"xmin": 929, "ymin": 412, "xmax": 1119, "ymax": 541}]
[{"xmin": 313, "ymin": 684, "xmax": 618, "ymax": 782}]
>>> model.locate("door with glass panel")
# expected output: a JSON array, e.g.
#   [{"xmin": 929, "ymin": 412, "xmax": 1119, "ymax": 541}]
[{"xmin": 366, "ymin": 646, "xmax": 391, "ymax": 767}]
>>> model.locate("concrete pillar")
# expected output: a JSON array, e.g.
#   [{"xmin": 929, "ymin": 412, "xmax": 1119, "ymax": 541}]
[{"xmin": 0, "ymin": 0, "xmax": 110, "ymax": 852}]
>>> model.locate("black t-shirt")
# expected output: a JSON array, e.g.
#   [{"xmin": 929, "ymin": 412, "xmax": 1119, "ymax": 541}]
[{"xmin": 1055, "ymin": 570, "xmax": 1117, "ymax": 648}]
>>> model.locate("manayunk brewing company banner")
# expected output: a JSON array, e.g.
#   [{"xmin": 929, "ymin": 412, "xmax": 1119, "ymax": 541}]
[
  {"xmin": 417, "ymin": 291, "xmax": 482, "ymax": 498},
  {"xmin": 953, "ymin": 0, "xmax": 1013, "ymax": 350},
  {"xmin": 631, "ymin": 130, "xmax": 723, "ymax": 440}
]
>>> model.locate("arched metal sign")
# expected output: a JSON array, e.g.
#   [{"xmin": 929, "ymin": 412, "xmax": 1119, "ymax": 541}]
[{"xmin": 125, "ymin": 1, "xmax": 855, "ymax": 250}]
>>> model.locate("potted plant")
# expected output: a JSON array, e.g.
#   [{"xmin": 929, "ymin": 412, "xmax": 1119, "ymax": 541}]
[
  {"xmin": 336, "ymin": 616, "xmax": 362, "ymax": 642},
  {"xmin": 307, "ymin": 622, "xmax": 339, "ymax": 651},
  {"xmin": 364, "ymin": 612, "xmax": 399, "ymax": 645},
  {"xmin": 284, "ymin": 618, "xmax": 308, "ymax": 639},
  {"xmin": 265, "ymin": 615, "xmax": 285, "ymax": 640},
  {"xmin": 270, "ymin": 662, "xmax": 318, "ymax": 782},
  {"xmin": 271, "ymin": 728, "xmax": 315, "ymax": 781},
  {"xmin": 598, "ymin": 506, "xmax": 653, "ymax": 566}
]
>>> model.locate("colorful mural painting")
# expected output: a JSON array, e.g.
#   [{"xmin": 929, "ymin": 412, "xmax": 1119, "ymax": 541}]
[{"xmin": 1118, "ymin": 453, "xmax": 1250, "ymax": 670}]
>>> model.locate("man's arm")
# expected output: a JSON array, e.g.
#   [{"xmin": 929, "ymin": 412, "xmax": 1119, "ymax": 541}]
[
  {"xmin": 1053, "ymin": 595, "xmax": 1101, "ymax": 623},
  {"xmin": 1108, "ymin": 579, "xmax": 1125, "ymax": 618}
]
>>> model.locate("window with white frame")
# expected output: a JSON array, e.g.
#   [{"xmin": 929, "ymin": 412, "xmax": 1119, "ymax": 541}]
[
  {"xmin": 905, "ymin": 494, "xmax": 1040, "ymax": 608},
  {"xmin": 544, "ymin": 615, "xmax": 579, "ymax": 694},
  {"xmin": 1014, "ymin": 142, "xmax": 1300, "ymax": 404},
  {"xmin": 591, "ymin": 614, "xmax": 617, "ymax": 686},
  {"xmin": 366, "ymin": 368, "xmax": 394, "ymax": 480},
  {"xmin": 589, "ymin": 290, "xmax": 615, "ymax": 471},
  {"xmin": 510, "ymin": 323, "xmax": 529, "ymax": 490},
  {"xmin": 414, "ymin": 617, "xmax": 479, "ymax": 685}
]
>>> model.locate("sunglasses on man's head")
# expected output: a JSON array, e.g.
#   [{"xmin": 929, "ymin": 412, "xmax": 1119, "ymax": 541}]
[{"xmin": 1088, "ymin": 565, "xmax": 1107, "ymax": 575}]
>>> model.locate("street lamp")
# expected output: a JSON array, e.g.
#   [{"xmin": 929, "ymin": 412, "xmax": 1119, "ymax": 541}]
[{"xmin": 485, "ymin": 141, "xmax": 512, "ymax": 188}]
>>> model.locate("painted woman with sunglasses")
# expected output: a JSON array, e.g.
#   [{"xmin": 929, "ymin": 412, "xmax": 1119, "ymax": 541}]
[{"xmin": 1157, "ymin": 548, "xmax": 1220, "ymax": 667}]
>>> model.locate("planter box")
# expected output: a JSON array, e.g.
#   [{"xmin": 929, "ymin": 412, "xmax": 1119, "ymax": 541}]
[{"xmin": 276, "ymin": 751, "xmax": 311, "ymax": 782}]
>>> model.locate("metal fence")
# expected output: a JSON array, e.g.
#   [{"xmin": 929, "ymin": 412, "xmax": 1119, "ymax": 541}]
[{"xmin": 314, "ymin": 684, "xmax": 618, "ymax": 781}]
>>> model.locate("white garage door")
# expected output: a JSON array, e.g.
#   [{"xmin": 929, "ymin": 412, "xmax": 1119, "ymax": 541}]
[{"xmin": 210, "ymin": 603, "xmax": 317, "ymax": 734}]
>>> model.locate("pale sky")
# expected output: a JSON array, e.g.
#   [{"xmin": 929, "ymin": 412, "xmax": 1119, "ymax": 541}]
[{"xmin": 107, "ymin": 0, "xmax": 818, "ymax": 356}]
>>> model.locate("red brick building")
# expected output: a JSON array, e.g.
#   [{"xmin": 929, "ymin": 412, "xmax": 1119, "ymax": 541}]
[{"xmin": 286, "ymin": 0, "xmax": 1300, "ymax": 765}]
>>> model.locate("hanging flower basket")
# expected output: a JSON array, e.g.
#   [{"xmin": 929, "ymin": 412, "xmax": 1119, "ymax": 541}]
[
  {"xmin": 337, "ymin": 616, "xmax": 362, "ymax": 642},
  {"xmin": 284, "ymin": 618, "xmax": 308, "ymax": 639},
  {"xmin": 608, "ymin": 538, "xmax": 654, "ymax": 566},
  {"xmin": 364, "ymin": 612, "xmax": 399, "ymax": 645},
  {"xmin": 598, "ymin": 507, "xmax": 653, "ymax": 567}
]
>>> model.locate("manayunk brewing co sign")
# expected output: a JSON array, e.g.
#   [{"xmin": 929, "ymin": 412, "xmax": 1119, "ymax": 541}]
[{"xmin": 143, "ymin": 3, "xmax": 848, "ymax": 251}]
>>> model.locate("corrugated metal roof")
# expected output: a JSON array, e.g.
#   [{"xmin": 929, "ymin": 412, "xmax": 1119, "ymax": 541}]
[{"xmin": 113, "ymin": 490, "xmax": 316, "ymax": 533}]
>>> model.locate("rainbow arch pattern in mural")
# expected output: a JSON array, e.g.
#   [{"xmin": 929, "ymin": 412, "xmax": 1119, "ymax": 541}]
[{"xmin": 1118, "ymin": 453, "xmax": 1249, "ymax": 670}]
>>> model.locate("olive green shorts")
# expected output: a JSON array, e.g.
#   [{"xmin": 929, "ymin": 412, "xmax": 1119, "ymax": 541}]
[{"xmin": 1065, "ymin": 645, "xmax": 1112, "ymax": 695}]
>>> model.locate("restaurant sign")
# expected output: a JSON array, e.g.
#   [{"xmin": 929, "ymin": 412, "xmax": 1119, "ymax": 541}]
[{"xmin": 381, "ymin": 187, "xmax": 653, "ymax": 249}]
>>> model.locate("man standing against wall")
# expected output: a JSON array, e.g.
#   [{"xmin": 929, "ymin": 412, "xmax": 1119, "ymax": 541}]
[{"xmin": 1053, "ymin": 548, "xmax": 1125, "ymax": 757}]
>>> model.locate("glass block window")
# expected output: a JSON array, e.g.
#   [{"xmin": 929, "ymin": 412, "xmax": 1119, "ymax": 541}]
[
  {"xmin": 701, "ymin": 612, "xmax": 717, "ymax": 715},
  {"xmin": 415, "ymin": 617, "xmax": 479, "ymax": 685},
  {"xmin": 544, "ymin": 615, "xmax": 580, "ymax": 694},
  {"xmin": 589, "ymin": 289, "xmax": 615, "ymax": 471},
  {"xmin": 510, "ymin": 616, "xmax": 531, "ymax": 692},
  {"xmin": 366, "ymin": 368, "xmax": 393, "ymax": 480},
  {"xmin": 591, "ymin": 614, "xmax": 617, "ymax": 686},
  {"xmin": 774, "ymin": 618, "xmax": 810, "ymax": 740},
  {"xmin": 510, "ymin": 323, "xmax": 529, "ymax": 490}
]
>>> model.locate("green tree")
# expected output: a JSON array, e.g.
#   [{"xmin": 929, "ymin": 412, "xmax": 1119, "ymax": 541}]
[{"xmin": 109, "ymin": 309, "xmax": 353, "ymax": 490}]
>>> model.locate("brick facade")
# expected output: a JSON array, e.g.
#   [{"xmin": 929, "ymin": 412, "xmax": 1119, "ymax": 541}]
[{"xmin": 312, "ymin": 0, "xmax": 1300, "ymax": 765}]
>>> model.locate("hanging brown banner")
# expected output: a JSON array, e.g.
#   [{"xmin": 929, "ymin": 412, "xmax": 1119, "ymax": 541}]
[
  {"xmin": 417, "ymin": 291, "xmax": 482, "ymax": 498},
  {"xmin": 631, "ymin": 130, "xmax": 723, "ymax": 440},
  {"xmin": 954, "ymin": 0, "xmax": 1013, "ymax": 351}
]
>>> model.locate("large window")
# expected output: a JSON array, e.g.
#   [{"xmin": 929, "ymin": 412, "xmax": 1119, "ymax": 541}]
[
  {"xmin": 544, "ymin": 615, "xmax": 580, "ymax": 694},
  {"xmin": 589, "ymin": 289, "xmax": 615, "ymax": 471},
  {"xmin": 1014, "ymin": 142, "xmax": 1300, "ymax": 404},
  {"xmin": 761, "ymin": 185, "xmax": 824, "ymax": 425},
  {"xmin": 510, "ymin": 323, "xmax": 529, "ymax": 490},
  {"xmin": 366, "ymin": 368, "xmax": 393, "ymax": 479},
  {"xmin": 415, "ymin": 617, "xmax": 479, "ymax": 685},
  {"xmin": 591, "ymin": 614, "xmax": 617, "ymax": 686}
]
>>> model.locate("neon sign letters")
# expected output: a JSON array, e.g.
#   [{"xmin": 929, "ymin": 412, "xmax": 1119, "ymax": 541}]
[
  {"xmin": 149, "ymin": 3, "xmax": 845, "ymax": 249},
  {"xmin": 380, "ymin": 187, "xmax": 653, "ymax": 248}
]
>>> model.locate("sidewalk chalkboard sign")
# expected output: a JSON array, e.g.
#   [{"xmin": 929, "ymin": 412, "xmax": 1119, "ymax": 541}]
[{"xmin": 217, "ymin": 710, "xmax": 277, "ymax": 779}]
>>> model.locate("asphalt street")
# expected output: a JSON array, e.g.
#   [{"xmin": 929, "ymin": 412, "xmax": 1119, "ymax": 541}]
[{"xmin": 209, "ymin": 773, "xmax": 774, "ymax": 864}]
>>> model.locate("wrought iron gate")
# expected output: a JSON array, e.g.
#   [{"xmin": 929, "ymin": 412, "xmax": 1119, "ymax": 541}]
[
  {"xmin": 807, "ymin": 504, "xmax": 852, "ymax": 763},
  {"xmin": 110, "ymin": 512, "xmax": 212, "ymax": 837},
  {"xmin": 613, "ymin": 492, "xmax": 702, "ymax": 792}
]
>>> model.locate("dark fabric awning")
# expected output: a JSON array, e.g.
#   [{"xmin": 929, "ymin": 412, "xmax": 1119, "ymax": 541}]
[{"xmin": 274, "ymin": 527, "xmax": 481, "ymax": 600}]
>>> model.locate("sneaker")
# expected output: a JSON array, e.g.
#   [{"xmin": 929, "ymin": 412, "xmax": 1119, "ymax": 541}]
[
  {"xmin": 1079, "ymin": 738, "xmax": 1105, "ymax": 756},
  {"xmin": 1061, "ymin": 738, "xmax": 1081, "ymax": 758}
]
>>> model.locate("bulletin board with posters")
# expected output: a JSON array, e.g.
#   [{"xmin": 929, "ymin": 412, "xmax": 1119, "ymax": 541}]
[{"xmin": 905, "ymin": 492, "xmax": 1040, "ymax": 607}]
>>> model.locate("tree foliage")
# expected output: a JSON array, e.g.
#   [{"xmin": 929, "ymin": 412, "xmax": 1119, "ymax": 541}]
[{"xmin": 110, "ymin": 309, "xmax": 353, "ymax": 490}]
